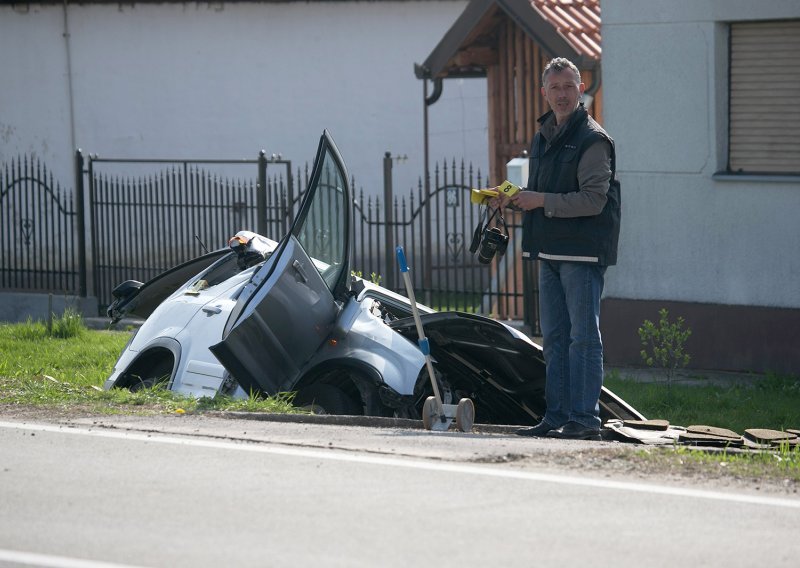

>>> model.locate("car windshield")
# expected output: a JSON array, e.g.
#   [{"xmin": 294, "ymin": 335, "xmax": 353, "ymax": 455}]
[{"xmin": 295, "ymin": 150, "xmax": 347, "ymax": 292}]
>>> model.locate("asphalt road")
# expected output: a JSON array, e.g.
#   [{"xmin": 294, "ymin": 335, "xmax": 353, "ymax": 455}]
[{"xmin": 0, "ymin": 414, "xmax": 798, "ymax": 568}]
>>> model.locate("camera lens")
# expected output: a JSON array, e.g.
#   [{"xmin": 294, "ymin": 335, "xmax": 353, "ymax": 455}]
[{"xmin": 477, "ymin": 227, "xmax": 508, "ymax": 264}]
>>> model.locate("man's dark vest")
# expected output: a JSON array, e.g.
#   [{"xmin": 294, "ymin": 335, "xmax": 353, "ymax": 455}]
[{"xmin": 522, "ymin": 105, "xmax": 621, "ymax": 266}]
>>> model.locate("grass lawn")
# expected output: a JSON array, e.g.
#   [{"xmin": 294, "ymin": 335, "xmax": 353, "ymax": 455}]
[
  {"xmin": 2, "ymin": 313, "xmax": 797, "ymax": 433},
  {"xmin": 0, "ymin": 313, "xmax": 298, "ymax": 415},
  {"xmin": 604, "ymin": 371, "xmax": 800, "ymax": 433}
]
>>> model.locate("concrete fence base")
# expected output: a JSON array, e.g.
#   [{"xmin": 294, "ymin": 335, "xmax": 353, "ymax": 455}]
[{"xmin": 0, "ymin": 292, "xmax": 98, "ymax": 324}]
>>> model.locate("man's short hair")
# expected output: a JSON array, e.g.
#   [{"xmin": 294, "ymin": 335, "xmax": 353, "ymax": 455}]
[{"xmin": 542, "ymin": 57, "xmax": 581, "ymax": 86}]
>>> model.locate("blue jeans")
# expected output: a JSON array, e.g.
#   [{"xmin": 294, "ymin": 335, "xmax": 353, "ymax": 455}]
[{"xmin": 539, "ymin": 260, "xmax": 606, "ymax": 430}]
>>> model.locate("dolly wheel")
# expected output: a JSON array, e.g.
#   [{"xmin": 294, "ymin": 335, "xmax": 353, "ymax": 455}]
[
  {"xmin": 422, "ymin": 396, "xmax": 437, "ymax": 431},
  {"xmin": 456, "ymin": 398, "xmax": 475, "ymax": 432}
]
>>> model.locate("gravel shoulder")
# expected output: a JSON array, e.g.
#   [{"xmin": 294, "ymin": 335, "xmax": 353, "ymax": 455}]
[{"xmin": 1, "ymin": 404, "xmax": 798, "ymax": 498}]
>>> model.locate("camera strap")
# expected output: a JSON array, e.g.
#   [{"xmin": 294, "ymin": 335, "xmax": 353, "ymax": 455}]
[
  {"xmin": 485, "ymin": 206, "xmax": 508, "ymax": 235},
  {"xmin": 469, "ymin": 206, "xmax": 489, "ymax": 253},
  {"xmin": 470, "ymin": 205, "xmax": 508, "ymax": 254}
]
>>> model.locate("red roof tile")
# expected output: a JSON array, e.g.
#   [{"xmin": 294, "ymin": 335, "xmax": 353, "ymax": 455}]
[{"xmin": 530, "ymin": 0, "xmax": 602, "ymax": 60}]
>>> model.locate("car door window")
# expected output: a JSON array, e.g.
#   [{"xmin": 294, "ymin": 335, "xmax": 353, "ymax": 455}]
[{"xmin": 295, "ymin": 150, "xmax": 347, "ymax": 292}]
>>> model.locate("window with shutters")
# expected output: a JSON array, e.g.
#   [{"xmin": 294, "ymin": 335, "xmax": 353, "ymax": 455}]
[{"xmin": 728, "ymin": 20, "xmax": 800, "ymax": 175}]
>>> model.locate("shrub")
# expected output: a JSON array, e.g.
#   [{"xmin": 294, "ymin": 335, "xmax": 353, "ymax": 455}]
[{"xmin": 638, "ymin": 308, "xmax": 691, "ymax": 394}]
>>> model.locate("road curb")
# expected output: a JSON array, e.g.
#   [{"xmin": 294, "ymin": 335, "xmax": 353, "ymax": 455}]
[{"xmin": 206, "ymin": 410, "xmax": 521, "ymax": 435}]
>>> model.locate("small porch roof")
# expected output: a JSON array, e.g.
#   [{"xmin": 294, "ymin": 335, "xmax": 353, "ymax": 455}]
[{"xmin": 415, "ymin": 0, "xmax": 601, "ymax": 79}]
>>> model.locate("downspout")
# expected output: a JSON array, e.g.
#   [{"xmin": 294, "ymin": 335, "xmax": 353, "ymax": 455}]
[
  {"xmin": 420, "ymin": 69, "xmax": 443, "ymax": 305},
  {"xmin": 64, "ymin": 0, "xmax": 88, "ymax": 298},
  {"xmin": 583, "ymin": 63, "xmax": 602, "ymax": 111},
  {"xmin": 63, "ymin": 0, "xmax": 77, "ymax": 154}
]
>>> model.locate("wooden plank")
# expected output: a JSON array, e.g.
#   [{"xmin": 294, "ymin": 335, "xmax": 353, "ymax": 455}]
[
  {"xmin": 497, "ymin": 22, "xmax": 509, "ymax": 185},
  {"xmin": 514, "ymin": 24, "xmax": 524, "ymax": 145},
  {"xmin": 505, "ymin": 19, "xmax": 515, "ymax": 152},
  {"xmin": 522, "ymin": 35, "xmax": 532, "ymax": 144},
  {"xmin": 534, "ymin": 45, "xmax": 546, "ymax": 120},
  {"xmin": 487, "ymin": 64, "xmax": 500, "ymax": 185},
  {"xmin": 453, "ymin": 46, "xmax": 499, "ymax": 67},
  {"xmin": 594, "ymin": 85, "xmax": 604, "ymax": 124}
]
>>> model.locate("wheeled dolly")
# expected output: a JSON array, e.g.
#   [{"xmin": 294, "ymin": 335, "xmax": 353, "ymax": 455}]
[{"xmin": 397, "ymin": 246, "xmax": 475, "ymax": 432}]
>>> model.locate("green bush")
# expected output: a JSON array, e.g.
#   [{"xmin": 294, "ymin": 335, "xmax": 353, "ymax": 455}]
[{"xmin": 638, "ymin": 308, "xmax": 691, "ymax": 393}]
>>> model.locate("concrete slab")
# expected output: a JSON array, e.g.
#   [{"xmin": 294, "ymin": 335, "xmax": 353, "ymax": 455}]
[{"xmin": 0, "ymin": 292, "xmax": 98, "ymax": 323}]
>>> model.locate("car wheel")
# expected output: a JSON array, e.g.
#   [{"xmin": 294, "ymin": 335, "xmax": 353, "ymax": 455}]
[
  {"xmin": 127, "ymin": 361, "xmax": 172, "ymax": 392},
  {"xmin": 295, "ymin": 384, "xmax": 361, "ymax": 415},
  {"xmin": 129, "ymin": 376, "xmax": 163, "ymax": 392}
]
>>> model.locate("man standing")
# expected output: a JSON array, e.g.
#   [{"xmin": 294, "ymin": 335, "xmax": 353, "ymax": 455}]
[{"xmin": 501, "ymin": 57, "xmax": 620, "ymax": 440}]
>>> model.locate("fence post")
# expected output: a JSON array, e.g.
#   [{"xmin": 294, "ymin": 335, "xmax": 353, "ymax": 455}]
[
  {"xmin": 74, "ymin": 149, "xmax": 87, "ymax": 297},
  {"xmin": 284, "ymin": 158, "xmax": 294, "ymax": 235},
  {"xmin": 257, "ymin": 150, "xmax": 267, "ymax": 235},
  {"xmin": 87, "ymin": 153, "xmax": 98, "ymax": 301},
  {"xmin": 383, "ymin": 152, "xmax": 395, "ymax": 289}
]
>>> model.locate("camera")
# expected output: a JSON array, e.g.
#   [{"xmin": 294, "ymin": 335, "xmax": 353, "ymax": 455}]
[
  {"xmin": 477, "ymin": 226, "xmax": 509, "ymax": 264},
  {"xmin": 469, "ymin": 207, "xmax": 509, "ymax": 264}
]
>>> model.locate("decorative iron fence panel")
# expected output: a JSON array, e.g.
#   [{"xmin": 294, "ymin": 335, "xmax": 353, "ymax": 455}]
[
  {"xmin": 0, "ymin": 156, "xmax": 80, "ymax": 294},
  {"xmin": 2, "ymin": 152, "xmax": 537, "ymax": 332},
  {"xmin": 348, "ymin": 160, "xmax": 526, "ymax": 317},
  {"xmin": 87, "ymin": 157, "xmax": 266, "ymax": 308}
]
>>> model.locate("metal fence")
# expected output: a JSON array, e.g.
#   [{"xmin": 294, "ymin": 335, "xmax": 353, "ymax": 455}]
[
  {"xmin": 86, "ymin": 153, "xmax": 264, "ymax": 306},
  {"xmin": 0, "ymin": 155, "xmax": 83, "ymax": 295},
  {"xmin": 350, "ymin": 156, "xmax": 538, "ymax": 327},
  {"xmin": 2, "ymin": 151, "xmax": 539, "ymax": 332}
]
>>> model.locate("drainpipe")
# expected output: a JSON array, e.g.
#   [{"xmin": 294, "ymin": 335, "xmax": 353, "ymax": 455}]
[
  {"xmin": 419, "ymin": 67, "xmax": 442, "ymax": 305},
  {"xmin": 63, "ymin": 0, "xmax": 87, "ymax": 300},
  {"xmin": 583, "ymin": 64, "xmax": 602, "ymax": 111},
  {"xmin": 62, "ymin": 0, "xmax": 77, "ymax": 154}
]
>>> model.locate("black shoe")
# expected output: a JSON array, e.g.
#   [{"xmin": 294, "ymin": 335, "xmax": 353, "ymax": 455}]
[
  {"xmin": 515, "ymin": 421, "xmax": 557, "ymax": 437},
  {"xmin": 547, "ymin": 421, "xmax": 602, "ymax": 441}
]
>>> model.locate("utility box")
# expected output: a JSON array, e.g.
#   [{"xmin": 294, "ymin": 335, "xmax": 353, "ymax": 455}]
[{"xmin": 506, "ymin": 156, "xmax": 529, "ymax": 188}]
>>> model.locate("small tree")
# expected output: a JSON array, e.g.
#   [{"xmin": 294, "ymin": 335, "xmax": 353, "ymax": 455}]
[{"xmin": 638, "ymin": 308, "xmax": 692, "ymax": 394}]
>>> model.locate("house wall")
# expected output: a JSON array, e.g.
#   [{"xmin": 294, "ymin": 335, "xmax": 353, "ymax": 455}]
[
  {"xmin": 600, "ymin": 0, "xmax": 800, "ymax": 374},
  {"xmin": 0, "ymin": 1, "xmax": 488, "ymax": 199}
]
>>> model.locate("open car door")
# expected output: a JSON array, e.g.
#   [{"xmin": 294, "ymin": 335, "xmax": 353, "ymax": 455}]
[{"xmin": 210, "ymin": 131, "xmax": 352, "ymax": 394}]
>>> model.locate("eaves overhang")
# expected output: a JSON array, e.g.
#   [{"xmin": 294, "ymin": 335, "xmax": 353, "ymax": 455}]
[{"xmin": 415, "ymin": 0, "xmax": 600, "ymax": 80}]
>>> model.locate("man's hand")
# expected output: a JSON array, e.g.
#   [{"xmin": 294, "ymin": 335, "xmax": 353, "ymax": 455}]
[
  {"xmin": 488, "ymin": 191, "xmax": 509, "ymax": 209},
  {"xmin": 510, "ymin": 191, "xmax": 545, "ymax": 211}
]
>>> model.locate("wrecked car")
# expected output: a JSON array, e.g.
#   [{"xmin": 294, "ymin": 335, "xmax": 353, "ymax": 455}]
[{"xmin": 105, "ymin": 130, "xmax": 644, "ymax": 426}]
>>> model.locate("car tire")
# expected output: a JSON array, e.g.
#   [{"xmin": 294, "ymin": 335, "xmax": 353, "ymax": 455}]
[
  {"xmin": 128, "ymin": 376, "xmax": 163, "ymax": 392},
  {"xmin": 126, "ymin": 366, "xmax": 171, "ymax": 392},
  {"xmin": 295, "ymin": 384, "xmax": 362, "ymax": 415}
]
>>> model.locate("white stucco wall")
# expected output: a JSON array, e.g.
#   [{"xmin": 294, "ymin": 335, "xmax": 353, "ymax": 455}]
[
  {"xmin": 601, "ymin": 0, "xmax": 800, "ymax": 309},
  {"xmin": 0, "ymin": 1, "xmax": 487, "ymax": 199}
]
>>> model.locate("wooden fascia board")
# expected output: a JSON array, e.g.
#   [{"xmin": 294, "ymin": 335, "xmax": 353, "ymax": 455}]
[
  {"xmin": 416, "ymin": 0, "xmax": 597, "ymax": 81},
  {"xmin": 497, "ymin": 0, "xmax": 592, "ymax": 67},
  {"xmin": 415, "ymin": 0, "xmax": 496, "ymax": 79}
]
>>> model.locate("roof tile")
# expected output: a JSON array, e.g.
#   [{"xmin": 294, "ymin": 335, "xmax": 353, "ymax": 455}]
[{"xmin": 530, "ymin": 0, "xmax": 602, "ymax": 60}]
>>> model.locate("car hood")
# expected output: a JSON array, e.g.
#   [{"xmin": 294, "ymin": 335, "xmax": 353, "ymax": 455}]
[{"xmin": 107, "ymin": 249, "xmax": 231, "ymax": 322}]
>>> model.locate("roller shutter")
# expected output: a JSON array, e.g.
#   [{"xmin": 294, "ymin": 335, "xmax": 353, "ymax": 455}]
[{"xmin": 729, "ymin": 20, "xmax": 800, "ymax": 174}]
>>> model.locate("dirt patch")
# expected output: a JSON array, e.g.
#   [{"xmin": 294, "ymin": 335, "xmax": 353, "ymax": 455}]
[{"xmin": 495, "ymin": 445, "xmax": 800, "ymax": 496}]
